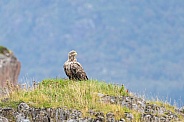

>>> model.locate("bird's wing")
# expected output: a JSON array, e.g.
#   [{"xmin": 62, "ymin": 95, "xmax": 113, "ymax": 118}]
[
  {"xmin": 63, "ymin": 61, "xmax": 72, "ymax": 79},
  {"xmin": 70, "ymin": 62, "xmax": 88, "ymax": 80}
]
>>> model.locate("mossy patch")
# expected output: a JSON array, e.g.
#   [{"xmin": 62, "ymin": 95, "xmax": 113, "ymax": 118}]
[
  {"xmin": 0, "ymin": 99, "xmax": 23, "ymax": 108},
  {"xmin": 0, "ymin": 45, "xmax": 10, "ymax": 55}
]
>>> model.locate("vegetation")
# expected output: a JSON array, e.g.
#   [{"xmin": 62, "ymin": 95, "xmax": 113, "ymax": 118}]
[
  {"xmin": 0, "ymin": 79, "xmax": 183, "ymax": 121},
  {"xmin": 0, "ymin": 45, "xmax": 10, "ymax": 54},
  {"xmin": 1, "ymin": 79, "xmax": 133, "ymax": 120}
]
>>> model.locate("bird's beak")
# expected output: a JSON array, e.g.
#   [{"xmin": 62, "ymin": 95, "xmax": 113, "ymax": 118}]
[{"xmin": 74, "ymin": 52, "xmax": 77, "ymax": 55}]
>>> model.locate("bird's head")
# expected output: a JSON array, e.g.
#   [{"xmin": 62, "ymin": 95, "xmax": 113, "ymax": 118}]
[{"xmin": 68, "ymin": 50, "xmax": 77, "ymax": 61}]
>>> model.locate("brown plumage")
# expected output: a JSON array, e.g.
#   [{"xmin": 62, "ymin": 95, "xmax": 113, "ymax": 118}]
[{"xmin": 63, "ymin": 50, "xmax": 88, "ymax": 80}]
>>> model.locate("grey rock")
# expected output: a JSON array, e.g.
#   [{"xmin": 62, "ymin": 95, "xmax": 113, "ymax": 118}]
[
  {"xmin": 87, "ymin": 109, "xmax": 95, "ymax": 116},
  {"xmin": 17, "ymin": 103, "xmax": 29, "ymax": 113},
  {"xmin": 67, "ymin": 119, "xmax": 78, "ymax": 122},
  {"xmin": 106, "ymin": 112, "xmax": 115, "ymax": 122},
  {"xmin": 106, "ymin": 117, "xmax": 115, "ymax": 122},
  {"xmin": 46, "ymin": 108, "xmax": 55, "ymax": 118},
  {"xmin": 69, "ymin": 109, "xmax": 82, "ymax": 119},
  {"xmin": 142, "ymin": 114, "xmax": 152, "ymax": 122},
  {"xmin": 84, "ymin": 117, "xmax": 94, "ymax": 122},
  {"xmin": 78, "ymin": 118, "xmax": 88, "ymax": 122},
  {"xmin": 180, "ymin": 106, "xmax": 184, "ymax": 113},
  {"xmin": 124, "ymin": 112, "xmax": 133, "ymax": 121},
  {"xmin": 56, "ymin": 108, "xmax": 73, "ymax": 121},
  {"xmin": 94, "ymin": 111, "xmax": 105, "ymax": 122},
  {"xmin": 15, "ymin": 112, "xmax": 31, "ymax": 122},
  {"xmin": 17, "ymin": 118, "xmax": 30, "ymax": 122},
  {"xmin": 118, "ymin": 118, "xmax": 125, "ymax": 122},
  {"xmin": 37, "ymin": 109, "xmax": 50, "ymax": 122},
  {"xmin": 1, "ymin": 108, "xmax": 13, "ymax": 117},
  {"xmin": 132, "ymin": 103, "xmax": 138, "ymax": 110},
  {"xmin": 110, "ymin": 96, "xmax": 117, "ymax": 104},
  {"xmin": 106, "ymin": 112, "xmax": 114, "ymax": 118},
  {"xmin": 0, "ymin": 116, "xmax": 8, "ymax": 122}
]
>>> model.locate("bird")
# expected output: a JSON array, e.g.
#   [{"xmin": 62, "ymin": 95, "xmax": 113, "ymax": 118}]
[{"xmin": 63, "ymin": 50, "xmax": 88, "ymax": 81}]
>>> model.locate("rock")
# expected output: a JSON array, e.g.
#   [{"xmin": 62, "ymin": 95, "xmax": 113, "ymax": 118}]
[
  {"xmin": 118, "ymin": 118, "xmax": 125, "ymax": 122},
  {"xmin": 1, "ymin": 108, "xmax": 14, "ymax": 118},
  {"xmin": 46, "ymin": 108, "xmax": 55, "ymax": 118},
  {"xmin": 0, "ymin": 46, "xmax": 21, "ymax": 88},
  {"xmin": 30, "ymin": 108, "xmax": 51, "ymax": 122},
  {"xmin": 124, "ymin": 112, "xmax": 133, "ymax": 121},
  {"xmin": 55, "ymin": 108, "xmax": 69, "ymax": 120},
  {"xmin": 94, "ymin": 111, "xmax": 105, "ymax": 122},
  {"xmin": 15, "ymin": 113, "xmax": 30, "ymax": 122},
  {"xmin": 106, "ymin": 112, "xmax": 115, "ymax": 122},
  {"xmin": 67, "ymin": 119, "xmax": 78, "ymax": 122},
  {"xmin": 0, "ymin": 116, "xmax": 8, "ymax": 122},
  {"xmin": 180, "ymin": 106, "xmax": 184, "ymax": 113},
  {"xmin": 17, "ymin": 103, "xmax": 30, "ymax": 113},
  {"xmin": 0, "ymin": 105, "xmax": 183, "ymax": 122}
]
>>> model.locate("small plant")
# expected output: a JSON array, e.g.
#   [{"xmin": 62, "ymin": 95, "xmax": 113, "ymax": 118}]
[
  {"xmin": 119, "ymin": 84, "xmax": 129, "ymax": 96},
  {"xmin": 0, "ymin": 45, "xmax": 10, "ymax": 54}
]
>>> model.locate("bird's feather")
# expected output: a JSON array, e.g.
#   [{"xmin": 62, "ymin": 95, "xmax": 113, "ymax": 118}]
[{"xmin": 63, "ymin": 51, "xmax": 88, "ymax": 81}]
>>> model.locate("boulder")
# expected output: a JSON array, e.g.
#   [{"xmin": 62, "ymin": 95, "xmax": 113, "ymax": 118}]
[{"xmin": 0, "ymin": 46, "xmax": 21, "ymax": 87}]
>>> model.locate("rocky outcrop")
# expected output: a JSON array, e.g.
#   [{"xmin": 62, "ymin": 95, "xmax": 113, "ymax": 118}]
[
  {"xmin": 0, "ymin": 46, "xmax": 21, "ymax": 87},
  {"xmin": 0, "ymin": 101, "xmax": 184, "ymax": 122},
  {"xmin": 97, "ymin": 93, "xmax": 184, "ymax": 122}
]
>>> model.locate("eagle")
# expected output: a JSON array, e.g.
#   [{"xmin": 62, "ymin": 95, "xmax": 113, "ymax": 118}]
[{"xmin": 63, "ymin": 50, "xmax": 88, "ymax": 80}]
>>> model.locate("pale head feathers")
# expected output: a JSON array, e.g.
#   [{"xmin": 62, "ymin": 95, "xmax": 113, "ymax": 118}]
[
  {"xmin": 68, "ymin": 50, "xmax": 77, "ymax": 56},
  {"xmin": 68, "ymin": 50, "xmax": 77, "ymax": 61}
]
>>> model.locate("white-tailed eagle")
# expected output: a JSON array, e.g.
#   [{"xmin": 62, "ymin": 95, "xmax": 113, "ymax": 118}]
[{"xmin": 63, "ymin": 50, "xmax": 88, "ymax": 80}]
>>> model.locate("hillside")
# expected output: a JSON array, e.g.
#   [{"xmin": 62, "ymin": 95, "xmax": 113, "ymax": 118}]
[
  {"xmin": 0, "ymin": 79, "xmax": 184, "ymax": 121},
  {"xmin": 1, "ymin": 0, "xmax": 184, "ymax": 107}
]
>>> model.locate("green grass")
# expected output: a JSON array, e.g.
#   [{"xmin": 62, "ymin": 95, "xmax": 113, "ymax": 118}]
[
  {"xmin": 0, "ymin": 79, "xmax": 183, "ymax": 121},
  {"xmin": 0, "ymin": 79, "xmax": 131, "ymax": 119}
]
